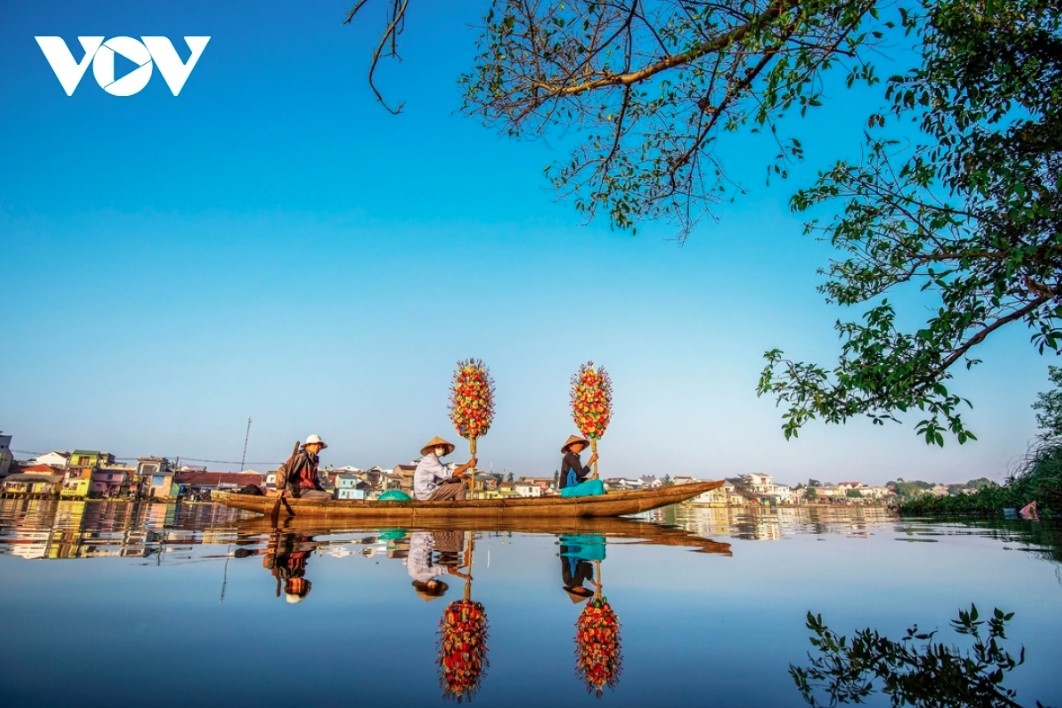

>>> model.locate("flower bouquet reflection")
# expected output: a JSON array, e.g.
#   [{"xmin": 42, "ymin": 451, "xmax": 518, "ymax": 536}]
[
  {"xmin": 574, "ymin": 565, "xmax": 622, "ymax": 696},
  {"xmin": 438, "ymin": 536, "xmax": 489, "ymax": 702},
  {"xmin": 562, "ymin": 534, "xmax": 622, "ymax": 696}
]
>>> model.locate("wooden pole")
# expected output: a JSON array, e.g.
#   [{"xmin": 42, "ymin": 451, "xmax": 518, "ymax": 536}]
[
  {"xmin": 590, "ymin": 438, "xmax": 599, "ymax": 478},
  {"xmin": 270, "ymin": 440, "xmax": 300, "ymax": 526},
  {"xmin": 463, "ymin": 532, "xmax": 475, "ymax": 602},
  {"xmin": 468, "ymin": 437, "xmax": 477, "ymax": 496}
]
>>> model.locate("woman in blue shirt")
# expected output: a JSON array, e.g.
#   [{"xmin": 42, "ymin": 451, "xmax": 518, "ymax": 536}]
[{"xmin": 559, "ymin": 434, "xmax": 605, "ymax": 498}]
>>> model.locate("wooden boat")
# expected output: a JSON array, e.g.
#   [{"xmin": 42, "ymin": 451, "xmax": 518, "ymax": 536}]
[
  {"xmin": 223, "ymin": 514, "xmax": 733, "ymax": 556},
  {"xmin": 213, "ymin": 479, "xmax": 723, "ymax": 521}
]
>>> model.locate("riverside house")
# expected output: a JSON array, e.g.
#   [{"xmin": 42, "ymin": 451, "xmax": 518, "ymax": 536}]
[
  {"xmin": 90, "ymin": 467, "xmax": 130, "ymax": 497},
  {"xmin": 0, "ymin": 464, "xmax": 63, "ymax": 497},
  {"xmin": 62, "ymin": 450, "xmax": 114, "ymax": 498},
  {"xmin": 137, "ymin": 457, "xmax": 177, "ymax": 499}
]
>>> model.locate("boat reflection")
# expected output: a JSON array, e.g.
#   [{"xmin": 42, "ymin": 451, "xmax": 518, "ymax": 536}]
[{"xmin": 229, "ymin": 515, "xmax": 735, "ymax": 556}]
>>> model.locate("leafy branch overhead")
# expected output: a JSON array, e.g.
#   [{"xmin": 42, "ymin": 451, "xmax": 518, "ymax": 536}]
[
  {"xmin": 346, "ymin": 0, "xmax": 881, "ymax": 240},
  {"xmin": 345, "ymin": 0, "xmax": 1062, "ymax": 445},
  {"xmin": 758, "ymin": 0, "xmax": 1061, "ymax": 445}
]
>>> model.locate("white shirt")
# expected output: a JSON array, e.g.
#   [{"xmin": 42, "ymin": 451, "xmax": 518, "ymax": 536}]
[{"xmin": 413, "ymin": 453, "xmax": 449, "ymax": 501}]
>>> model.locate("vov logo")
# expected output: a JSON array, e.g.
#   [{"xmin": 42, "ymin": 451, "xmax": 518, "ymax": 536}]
[{"xmin": 35, "ymin": 36, "xmax": 210, "ymax": 96}]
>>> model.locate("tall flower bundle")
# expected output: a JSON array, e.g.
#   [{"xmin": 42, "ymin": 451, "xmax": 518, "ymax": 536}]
[
  {"xmin": 574, "ymin": 596, "xmax": 622, "ymax": 696},
  {"xmin": 449, "ymin": 358, "xmax": 495, "ymax": 453},
  {"xmin": 439, "ymin": 599, "xmax": 489, "ymax": 702},
  {"xmin": 573, "ymin": 363, "xmax": 615, "ymax": 473},
  {"xmin": 571, "ymin": 361, "xmax": 613, "ymax": 441}
]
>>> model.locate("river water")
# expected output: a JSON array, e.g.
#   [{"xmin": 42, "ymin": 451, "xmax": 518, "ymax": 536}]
[{"xmin": 0, "ymin": 499, "xmax": 1059, "ymax": 707}]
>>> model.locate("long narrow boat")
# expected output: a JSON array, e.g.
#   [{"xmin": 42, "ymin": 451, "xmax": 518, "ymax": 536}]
[{"xmin": 213, "ymin": 479, "xmax": 723, "ymax": 520}]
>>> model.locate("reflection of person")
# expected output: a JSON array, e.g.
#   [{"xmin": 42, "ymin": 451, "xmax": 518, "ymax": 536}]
[
  {"xmin": 262, "ymin": 533, "xmax": 317, "ymax": 604},
  {"xmin": 559, "ymin": 435, "xmax": 605, "ymax": 498},
  {"xmin": 413, "ymin": 436, "xmax": 477, "ymax": 501},
  {"xmin": 406, "ymin": 530, "xmax": 470, "ymax": 600},
  {"xmin": 559, "ymin": 534, "xmax": 605, "ymax": 601},
  {"xmin": 286, "ymin": 434, "xmax": 331, "ymax": 499}
]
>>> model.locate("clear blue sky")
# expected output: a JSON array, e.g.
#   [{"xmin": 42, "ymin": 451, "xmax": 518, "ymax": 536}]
[{"xmin": 0, "ymin": 1, "xmax": 1049, "ymax": 485}]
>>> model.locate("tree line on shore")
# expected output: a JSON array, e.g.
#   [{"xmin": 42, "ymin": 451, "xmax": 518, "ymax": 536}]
[{"xmin": 899, "ymin": 367, "xmax": 1062, "ymax": 518}]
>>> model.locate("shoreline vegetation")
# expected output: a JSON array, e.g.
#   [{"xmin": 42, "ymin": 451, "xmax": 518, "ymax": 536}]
[{"xmin": 897, "ymin": 440, "xmax": 1061, "ymax": 518}]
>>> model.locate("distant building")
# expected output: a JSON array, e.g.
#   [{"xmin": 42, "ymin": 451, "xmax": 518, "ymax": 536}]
[
  {"xmin": 604, "ymin": 478, "xmax": 643, "ymax": 491},
  {"xmin": 89, "ymin": 467, "xmax": 129, "ymax": 497},
  {"xmin": 137, "ymin": 458, "xmax": 176, "ymax": 498},
  {"xmin": 176, "ymin": 471, "xmax": 264, "ymax": 496},
  {"xmin": 739, "ymin": 473, "xmax": 793, "ymax": 505},
  {"xmin": 0, "ymin": 432, "xmax": 13, "ymax": 478},
  {"xmin": 61, "ymin": 449, "xmax": 110, "ymax": 498},
  {"xmin": 393, "ymin": 464, "xmax": 418, "ymax": 492},
  {"xmin": 513, "ymin": 481, "xmax": 542, "ymax": 498},
  {"xmin": 693, "ymin": 482, "xmax": 729, "ymax": 506},
  {"xmin": 1, "ymin": 466, "xmax": 62, "ymax": 497},
  {"xmin": 335, "ymin": 473, "xmax": 367, "ymax": 500},
  {"xmin": 33, "ymin": 451, "xmax": 70, "ymax": 469},
  {"xmin": 516, "ymin": 477, "xmax": 553, "ymax": 496}
]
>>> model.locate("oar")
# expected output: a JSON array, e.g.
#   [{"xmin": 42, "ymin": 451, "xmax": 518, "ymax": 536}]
[{"xmin": 270, "ymin": 440, "xmax": 300, "ymax": 526}]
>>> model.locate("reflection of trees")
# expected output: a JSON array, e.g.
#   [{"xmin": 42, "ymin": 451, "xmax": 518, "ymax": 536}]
[{"xmin": 791, "ymin": 606, "xmax": 1034, "ymax": 707}]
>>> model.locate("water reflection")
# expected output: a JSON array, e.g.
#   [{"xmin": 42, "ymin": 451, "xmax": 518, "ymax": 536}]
[
  {"xmin": 435, "ymin": 531, "xmax": 490, "ymax": 703},
  {"xmin": 0, "ymin": 498, "xmax": 242, "ymax": 560},
  {"xmin": 262, "ymin": 532, "xmax": 318, "ymax": 604},
  {"xmin": 1, "ymin": 501, "xmax": 1060, "ymax": 707},
  {"xmin": 658, "ymin": 503, "xmax": 900, "ymax": 541},
  {"xmin": 562, "ymin": 534, "xmax": 622, "ymax": 697}
]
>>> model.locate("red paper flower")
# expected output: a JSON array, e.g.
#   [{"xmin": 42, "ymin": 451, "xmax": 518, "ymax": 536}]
[
  {"xmin": 571, "ymin": 362, "xmax": 613, "ymax": 440},
  {"xmin": 574, "ymin": 596, "xmax": 622, "ymax": 696},
  {"xmin": 439, "ymin": 599, "xmax": 490, "ymax": 702},
  {"xmin": 449, "ymin": 359, "xmax": 495, "ymax": 441}
]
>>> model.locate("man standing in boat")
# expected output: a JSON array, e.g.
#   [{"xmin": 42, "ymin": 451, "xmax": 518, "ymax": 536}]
[
  {"xmin": 413, "ymin": 436, "xmax": 476, "ymax": 501},
  {"xmin": 286, "ymin": 434, "xmax": 331, "ymax": 499}
]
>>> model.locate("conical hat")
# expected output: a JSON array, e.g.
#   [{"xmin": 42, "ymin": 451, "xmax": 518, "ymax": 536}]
[
  {"xmin": 563, "ymin": 585, "xmax": 593, "ymax": 604},
  {"xmin": 561, "ymin": 434, "xmax": 590, "ymax": 453},
  {"xmin": 411, "ymin": 579, "xmax": 449, "ymax": 601},
  {"xmin": 420, "ymin": 436, "xmax": 456, "ymax": 457}
]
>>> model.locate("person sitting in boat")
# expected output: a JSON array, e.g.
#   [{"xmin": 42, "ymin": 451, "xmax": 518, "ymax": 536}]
[
  {"xmin": 413, "ymin": 436, "xmax": 477, "ymax": 502},
  {"xmin": 406, "ymin": 530, "xmax": 470, "ymax": 601},
  {"xmin": 286, "ymin": 434, "xmax": 331, "ymax": 499},
  {"xmin": 559, "ymin": 435, "xmax": 605, "ymax": 498}
]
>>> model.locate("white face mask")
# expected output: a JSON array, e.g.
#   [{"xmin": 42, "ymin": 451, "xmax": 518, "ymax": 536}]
[{"xmin": 434, "ymin": 446, "xmax": 446, "ymax": 457}]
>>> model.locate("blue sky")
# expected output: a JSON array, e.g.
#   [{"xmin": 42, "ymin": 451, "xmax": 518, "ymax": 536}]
[{"xmin": 0, "ymin": 1, "xmax": 1050, "ymax": 485}]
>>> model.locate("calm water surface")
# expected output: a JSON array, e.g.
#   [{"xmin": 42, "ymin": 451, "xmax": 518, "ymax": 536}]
[{"xmin": 1, "ymin": 499, "xmax": 1059, "ymax": 708}]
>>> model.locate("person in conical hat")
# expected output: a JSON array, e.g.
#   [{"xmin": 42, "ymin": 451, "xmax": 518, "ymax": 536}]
[
  {"xmin": 412, "ymin": 436, "xmax": 477, "ymax": 501},
  {"xmin": 559, "ymin": 434, "xmax": 605, "ymax": 498}
]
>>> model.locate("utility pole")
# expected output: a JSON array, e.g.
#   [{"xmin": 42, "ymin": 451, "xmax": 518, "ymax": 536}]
[{"xmin": 240, "ymin": 416, "xmax": 252, "ymax": 472}]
